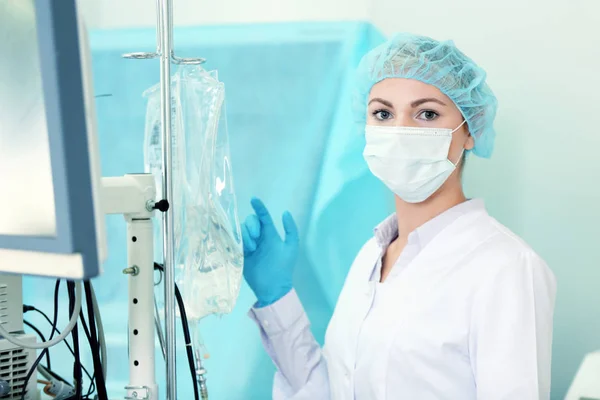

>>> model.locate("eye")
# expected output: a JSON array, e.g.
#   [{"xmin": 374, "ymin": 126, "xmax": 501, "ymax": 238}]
[
  {"xmin": 417, "ymin": 110, "xmax": 439, "ymax": 121},
  {"xmin": 372, "ymin": 109, "xmax": 392, "ymax": 121}
]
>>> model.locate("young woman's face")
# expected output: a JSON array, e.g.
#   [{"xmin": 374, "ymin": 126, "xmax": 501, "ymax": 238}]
[{"xmin": 367, "ymin": 78, "xmax": 474, "ymax": 164}]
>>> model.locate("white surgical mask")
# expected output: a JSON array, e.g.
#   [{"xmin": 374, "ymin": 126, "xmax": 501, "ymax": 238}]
[{"xmin": 363, "ymin": 121, "xmax": 466, "ymax": 203}]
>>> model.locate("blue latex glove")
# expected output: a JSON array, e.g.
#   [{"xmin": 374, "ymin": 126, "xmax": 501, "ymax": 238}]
[{"xmin": 242, "ymin": 197, "xmax": 299, "ymax": 308}]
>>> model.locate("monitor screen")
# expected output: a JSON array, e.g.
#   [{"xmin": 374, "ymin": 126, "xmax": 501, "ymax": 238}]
[
  {"xmin": 0, "ymin": 0, "xmax": 104, "ymax": 279},
  {"xmin": 0, "ymin": 1, "xmax": 57, "ymax": 238}
]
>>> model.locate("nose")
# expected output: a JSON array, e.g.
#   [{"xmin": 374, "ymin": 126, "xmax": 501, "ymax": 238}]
[{"xmin": 393, "ymin": 113, "xmax": 418, "ymax": 127}]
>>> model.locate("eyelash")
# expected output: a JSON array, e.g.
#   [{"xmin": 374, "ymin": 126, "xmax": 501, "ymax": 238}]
[
  {"xmin": 371, "ymin": 109, "xmax": 440, "ymax": 121},
  {"xmin": 417, "ymin": 110, "xmax": 440, "ymax": 121},
  {"xmin": 372, "ymin": 109, "xmax": 392, "ymax": 121}
]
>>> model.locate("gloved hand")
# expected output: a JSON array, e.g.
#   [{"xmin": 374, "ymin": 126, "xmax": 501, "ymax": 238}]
[{"xmin": 242, "ymin": 197, "xmax": 299, "ymax": 308}]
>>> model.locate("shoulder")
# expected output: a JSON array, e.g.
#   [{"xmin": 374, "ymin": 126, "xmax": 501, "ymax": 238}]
[
  {"xmin": 469, "ymin": 215, "xmax": 556, "ymax": 293},
  {"xmin": 474, "ymin": 214, "xmax": 542, "ymax": 262}
]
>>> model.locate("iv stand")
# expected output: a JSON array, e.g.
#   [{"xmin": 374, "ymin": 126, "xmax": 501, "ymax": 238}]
[{"xmin": 122, "ymin": 1, "xmax": 204, "ymax": 399}]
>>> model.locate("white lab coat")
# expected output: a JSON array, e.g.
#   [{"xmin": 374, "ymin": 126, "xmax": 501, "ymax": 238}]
[{"xmin": 250, "ymin": 200, "xmax": 556, "ymax": 399}]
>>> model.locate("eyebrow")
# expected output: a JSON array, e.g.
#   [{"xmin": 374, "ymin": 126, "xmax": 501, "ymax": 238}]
[
  {"xmin": 368, "ymin": 98, "xmax": 394, "ymax": 108},
  {"xmin": 410, "ymin": 98, "xmax": 447, "ymax": 108},
  {"xmin": 367, "ymin": 97, "xmax": 447, "ymax": 109}
]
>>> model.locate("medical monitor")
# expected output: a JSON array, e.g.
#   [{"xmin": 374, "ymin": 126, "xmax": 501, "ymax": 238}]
[{"xmin": 0, "ymin": 0, "xmax": 105, "ymax": 279}]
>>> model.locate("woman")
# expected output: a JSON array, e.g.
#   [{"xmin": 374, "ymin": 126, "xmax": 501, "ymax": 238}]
[{"xmin": 241, "ymin": 33, "xmax": 556, "ymax": 400}]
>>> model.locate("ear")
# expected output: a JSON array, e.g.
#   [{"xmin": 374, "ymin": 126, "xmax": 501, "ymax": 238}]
[{"xmin": 464, "ymin": 134, "xmax": 475, "ymax": 151}]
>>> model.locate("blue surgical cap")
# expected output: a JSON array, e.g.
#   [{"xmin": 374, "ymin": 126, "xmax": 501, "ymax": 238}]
[{"xmin": 354, "ymin": 33, "xmax": 498, "ymax": 158}]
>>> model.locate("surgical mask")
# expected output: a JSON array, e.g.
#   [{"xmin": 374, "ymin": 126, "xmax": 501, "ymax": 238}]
[{"xmin": 363, "ymin": 121, "xmax": 466, "ymax": 203}]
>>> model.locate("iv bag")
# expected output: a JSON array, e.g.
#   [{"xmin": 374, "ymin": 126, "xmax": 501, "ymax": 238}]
[{"xmin": 143, "ymin": 65, "xmax": 243, "ymax": 321}]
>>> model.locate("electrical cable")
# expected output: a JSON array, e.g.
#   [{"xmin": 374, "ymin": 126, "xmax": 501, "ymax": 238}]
[
  {"xmin": 78, "ymin": 309, "xmax": 97, "ymax": 398},
  {"xmin": 24, "ymin": 306, "xmax": 53, "ymax": 327},
  {"xmin": 174, "ymin": 281, "xmax": 200, "ymax": 400},
  {"xmin": 22, "ymin": 350, "xmax": 47, "ymax": 400},
  {"xmin": 37, "ymin": 365, "xmax": 70, "ymax": 386},
  {"xmin": 1, "ymin": 281, "xmax": 83, "ymax": 349},
  {"xmin": 175, "ymin": 282, "xmax": 201, "ymax": 400},
  {"xmin": 154, "ymin": 267, "xmax": 163, "ymax": 286},
  {"xmin": 89, "ymin": 283, "xmax": 107, "ymax": 380},
  {"xmin": 83, "ymin": 281, "xmax": 108, "ymax": 400},
  {"xmin": 24, "ymin": 304, "xmax": 95, "ymax": 387},
  {"xmin": 154, "ymin": 262, "xmax": 200, "ymax": 400},
  {"xmin": 36, "ymin": 365, "xmax": 53, "ymax": 381},
  {"xmin": 76, "ymin": 283, "xmax": 107, "ymax": 398},
  {"xmin": 23, "ymin": 320, "xmax": 51, "ymax": 369},
  {"xmin": 67, "ymin": 282, "xmax": 83, "ymax": 399},
  {"xmin": 21, "ymin": 280, "xmax": 61, "ymax": 400}
]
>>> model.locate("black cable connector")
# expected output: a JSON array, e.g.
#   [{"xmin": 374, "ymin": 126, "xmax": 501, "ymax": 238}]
[{"xmin": 22, "ymin": 305, "xmax": 35, "ymax": 313}]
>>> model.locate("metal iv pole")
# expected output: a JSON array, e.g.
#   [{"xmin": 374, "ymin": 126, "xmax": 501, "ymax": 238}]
[
  {"xmin": 123, "ymin": 1, "xmax": 204, "ymax": 398},
  {"xmin": 157, "ymin": 1, "xmax": 177, "ymax": 398}
]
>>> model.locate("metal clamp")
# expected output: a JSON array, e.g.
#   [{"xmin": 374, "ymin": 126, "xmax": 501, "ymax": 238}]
[{"xmin": 125, "ymin": 385, "xmax": 151, "ymax": 399}]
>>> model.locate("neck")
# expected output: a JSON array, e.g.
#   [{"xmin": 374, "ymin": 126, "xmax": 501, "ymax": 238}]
[{"xmin": 395, "ymin": 184, "xmax": 467, "ymax": 240}]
